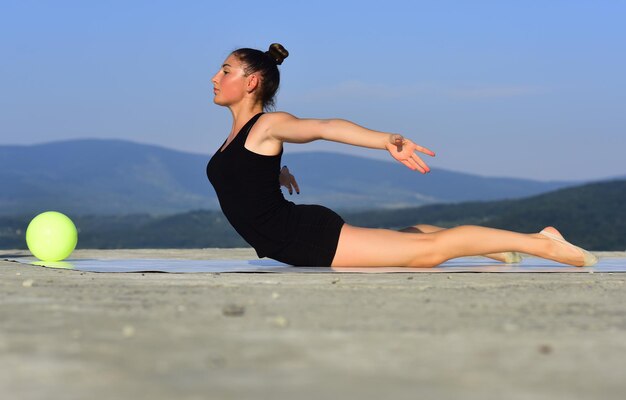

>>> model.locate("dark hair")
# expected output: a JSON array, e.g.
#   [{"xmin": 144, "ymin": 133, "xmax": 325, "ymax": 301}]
[{"xmin": 231, "ymin": 43, "xmax": 289, "ymax": 111}]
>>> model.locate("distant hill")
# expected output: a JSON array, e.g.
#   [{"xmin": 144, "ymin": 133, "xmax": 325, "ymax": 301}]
[
  {"xmin": 1, "ymin": 180, "xmax": 624, "ymax": 251},
  {"xmin": 0, "ymin": 139, "xmax": 214, "ymax": 215},
  {"xmin": 344, "ymin": 179, "xmax": 626, "ymax": 251},
  {"xmin": 0, "ymin": 139, "xmax": 592, "ymax": 215}
]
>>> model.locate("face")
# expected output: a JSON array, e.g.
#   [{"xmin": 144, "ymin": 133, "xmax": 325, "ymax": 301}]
[{"xmin": 211, "ymin": 54, "xmax": 254, "ymax": 107}]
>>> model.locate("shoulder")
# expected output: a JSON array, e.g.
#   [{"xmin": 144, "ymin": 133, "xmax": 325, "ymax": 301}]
[
  {"xmin": 256, "ymin": 112, "xmax": 300, "ymax": 138},
  {"xmin": 260, "ymin": 112, "xmax": 328, "ymax": 143},
  {"xmin": 259, "ymin": 111, "xmax": 298, "ymax": 124},
  {"xmin": 245, "ymin": 112, "xmax": 293, "ymax": 155}
]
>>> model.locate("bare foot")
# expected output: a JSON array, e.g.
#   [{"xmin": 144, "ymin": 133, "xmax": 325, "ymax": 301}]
[
  {"xmin": 538, "ymin": 226, "xmax": 597, "ymax": 267},
  {"xmin": 541, "ymin": 226, "xmax": 563, "ymax": 238}
]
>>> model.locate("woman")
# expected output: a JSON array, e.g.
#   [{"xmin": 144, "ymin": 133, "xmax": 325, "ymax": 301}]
[{"xmin": 207, "ymin": 43, "xmax": 597, "ymax": 268}]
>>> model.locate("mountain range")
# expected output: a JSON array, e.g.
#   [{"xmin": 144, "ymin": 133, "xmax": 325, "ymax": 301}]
[
  {"xmin": 0, "ymin": 139, "xmax": 612, "ymax": 216},
  {"xmin": 1, "ymin": 179, "xmax": 624, "ymax": 250}
]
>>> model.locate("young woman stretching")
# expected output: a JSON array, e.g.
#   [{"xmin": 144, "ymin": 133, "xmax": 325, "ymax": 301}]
[{"xmin": 206, "ymin": 43, "xmax": 597, "ymax": 268}]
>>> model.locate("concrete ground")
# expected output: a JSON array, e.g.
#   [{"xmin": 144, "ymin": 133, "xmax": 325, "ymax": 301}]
[{"xmin": 1, "ymin": 249, "xmax": 626, "ymax": 400}]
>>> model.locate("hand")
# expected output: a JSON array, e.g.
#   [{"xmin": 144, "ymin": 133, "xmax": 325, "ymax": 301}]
[
  {"xmin": 385, "ymin": 134, "xmax": 435, "ymax": 174},
  {"xmin": 279, "ymin": 165, "xmax": 300, "ymax": 195}
]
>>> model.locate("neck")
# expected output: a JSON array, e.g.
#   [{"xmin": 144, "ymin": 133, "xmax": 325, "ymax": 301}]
[{"xmin": 228, "ymin": 101, "xmax": 263, "ymax": 135}]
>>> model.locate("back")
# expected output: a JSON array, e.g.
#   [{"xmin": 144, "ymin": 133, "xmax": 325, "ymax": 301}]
[{"xmin": 206, "ymin": 113, "xmax": 294, "ymax": 257}]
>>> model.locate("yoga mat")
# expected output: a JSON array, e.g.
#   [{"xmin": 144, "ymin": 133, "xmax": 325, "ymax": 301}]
[{"xmin": 5, "ymin": 256, "xmax": 626, "ymax": 273}]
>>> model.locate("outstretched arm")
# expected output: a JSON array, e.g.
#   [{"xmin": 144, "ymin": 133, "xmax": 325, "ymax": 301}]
[{"xmin": 267, "ymin": 112, "xmax": 435, "ymax": 173}]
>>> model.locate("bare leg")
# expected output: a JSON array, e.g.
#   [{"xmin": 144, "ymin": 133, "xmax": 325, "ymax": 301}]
[
  {"xmin": 331, "ymin": 224, "xmax": 591, "ymax": 268},
  {"xmin": 399, "ymin": 224, "xmax": 520, "ymax": 263},
  {"xmin": 400, "ymin": 225, "xmax": 515, "ymax": 262}
]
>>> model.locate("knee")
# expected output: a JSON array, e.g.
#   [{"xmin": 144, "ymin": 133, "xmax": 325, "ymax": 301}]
[
  {"xmin": 399, "ymin": 226, "xmax": 421, "ymax": 233},
  {"xmin": 406, "ymin": 234, "xmax": 447, "ymax": 268}
]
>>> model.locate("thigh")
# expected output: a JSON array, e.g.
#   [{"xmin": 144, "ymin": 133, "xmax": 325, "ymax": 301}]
[{"xmin": 331, "ymin": 224, "xmax": 437, "ymax": 268}]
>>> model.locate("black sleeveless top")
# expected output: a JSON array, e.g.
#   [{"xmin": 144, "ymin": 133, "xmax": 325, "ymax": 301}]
[
  {"xmin": 206, "ymin": 113, "xmax": 292, "ymax": 257},
  {"xmin": 206, "ymin": 113, "xmax": 345, "ymax": 265}
]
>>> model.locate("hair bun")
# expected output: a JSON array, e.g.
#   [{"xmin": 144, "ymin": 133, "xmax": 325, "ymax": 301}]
[{"xmin": 266, "ymin": 43, "xmax": 289, "ymax": 65}]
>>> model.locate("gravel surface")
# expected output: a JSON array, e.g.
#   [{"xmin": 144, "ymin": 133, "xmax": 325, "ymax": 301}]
[{"xmin": 1, "ymin": 249, "xmax": 625, "ymax": 400}]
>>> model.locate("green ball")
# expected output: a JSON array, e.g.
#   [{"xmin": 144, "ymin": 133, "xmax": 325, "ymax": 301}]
[{"xmin": 26, "ymin": 211, "xmax": 78, "ymax": 261}]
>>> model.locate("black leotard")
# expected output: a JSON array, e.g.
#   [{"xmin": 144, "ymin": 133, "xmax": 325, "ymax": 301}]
[{"xmin": 206, "ymin": 113, "xmax": 345, "ymax": 266}]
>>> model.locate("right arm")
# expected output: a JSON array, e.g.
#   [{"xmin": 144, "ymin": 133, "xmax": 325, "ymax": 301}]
[
  {"xmin": 268, "ymin": 112, "xmax": 392, "ymax": 149},
  {"xmin": 266, "ymin": 112, "xmax": 435, "ymax": 173}
]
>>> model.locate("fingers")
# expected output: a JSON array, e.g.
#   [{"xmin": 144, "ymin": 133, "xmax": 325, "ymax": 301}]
[
  {"xmin": 400, "ymin": 158, "xmax": 423, "ymax": 173},
  {"xmin": 403, "ymin": 141, "xmax": 434, "ymax": 173},
  {"xmin": 404, "ymin": 160, "xmax": 417, "ymax": 172},
  {"xmin": 411, "ymin": 154, "xmax": 431, "ymax": 173},
  {"xmin": 390, "ymin": 135, "xmax": 435, "ymax": 157},
  {"xmin": 398, "ymin": 154, "xmax": 431, "ymax": 174},
  {"xmin": 416, "ymin": 145, "xmax": 436, "ymax": 157},
  {"xmin": 286, "ymin": 176, "xmax": 300, "ymax": 195},
  {"xmin": 280, "ymin": 165, "xmax": 300, "ymax": 195},
  {"xmin": 410, "ymin": 159, "xmax": 427, "ymax": 174},
  {"xmin": 291, "ymin": 176, "xmax": 300, "ymax": 194}
]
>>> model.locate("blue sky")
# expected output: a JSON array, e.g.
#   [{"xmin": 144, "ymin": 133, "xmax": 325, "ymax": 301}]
[{"xmin": 1, "ymin": 0, "xmax": 624, "ymax": 181}]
